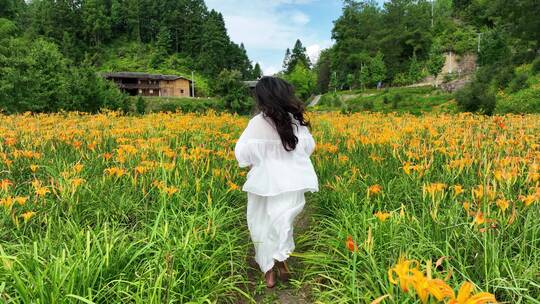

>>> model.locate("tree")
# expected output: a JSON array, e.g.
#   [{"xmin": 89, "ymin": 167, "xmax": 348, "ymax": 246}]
[
  {"xmin": 282, "ymin": 48, "xmax": 291, "ymax": 70},
  {"xmin": 199, "ymin": 10, "xmax": 230, "ymax": 76},
  {"xmin": 82, "ymin": 0, "xmax": 111, "ymax": 47},
  {"xmin": 427, "ymin": 42, "xmax": 446, "ymax": 86},
  {"xmin": 252, "ymin": 63, "xmax": 263, "ymax": 79},
  {"xmin": 407, "ymin": 54, "xmax": 424, "ymax": 84},
  {"xmin": 456, "ymin": 70, "xmax": 496, "ymax": 115},
  {"xmin": 214, "ymin": 69, "xmax": 252, "ymax": 114},
  {"xmin": 136, "ymin": 95, "xmax": 146, "ymax": 114},
  {"xmin": 369, "ymin": 51, "xmax": 386, "ymax": 86},
  {"xmin": 315, "ymin": 48, "xmax": 332, "ymax": 94},
  {"xmin": 283, "ymin": 63, "xmax": 316, "ymax": 100},
  {"xmin": 285, "ymin": 39, "xmax": 311, "ymax": 74}
]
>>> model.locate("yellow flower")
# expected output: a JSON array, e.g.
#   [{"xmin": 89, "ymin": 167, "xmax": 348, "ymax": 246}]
[
  {"xmin": 227, "ymin": 181, "xmax": 241, "ymax": 192},
  {"xmin": 14, "ymin": 196, "xmax": 28, "ymax": 205},
  {"xmin": 0, "ymin": 196, "xmax": 14, "ymax": 208},
  {"xmin": 71, "ymin": 178, "xmax": 86, "ymax": 188},
  {"xmin": 519, "ymin": 194, "xmax": 536, "ymax": 207},
  {"xmin": 368, "ymin": 184, "xmax": 382, "ymax": 197},
  {"xmin": 35, "ymin": 186, "xmax": 50, "ymax": 197},
  {"xmin": 30, "ymin": 164, "xmax": 39, "ymax": 173},
  {"xmin": 453, "ymin": 185, "xmax": 464, "ymax": 196},
  {"xmin": 448, "ymin": 282, "xmax": 497, "ymax": 304},
  {"xmin": 73, "ymin": 164, "xmax": 84, "ymax": 173},
  {"xmin": 374, "ymin": 211, "xmax": 391, "ymax": 222},
  {"xmin": 496, "ymin": 199, "xmax": 509, "ymax": 212},
  {"xmin": 21, "ymin": 211, "xmax": 36, "ymax": 222},
  {"xmin": 338, "ymin": 154, "xmax": 349, "ymax": 163},
  {"xmin": 0, "ymin": 179, "xmax": 13, "ymax": 192},
  {"xmin": 473, "ymin": 212, "xmax": 485, "ymax": 226},
  {"xmin": 104, "ymin": 167, "xmax": 126, "ymax": 178},
  {"xmin": 388, "ymin": 257, "xmax": 417, "ymax": 292}
]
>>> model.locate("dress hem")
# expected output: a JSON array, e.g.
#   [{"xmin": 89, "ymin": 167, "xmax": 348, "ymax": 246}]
[{"xmin": 242, "ymin": 186, "xmax": 319, "ymax": 197}]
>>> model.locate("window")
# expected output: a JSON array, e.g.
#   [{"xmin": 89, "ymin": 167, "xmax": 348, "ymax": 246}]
[
  {"xmin": 180, "ymin": 89, "xmax": 184, "ymax": 94},
  {"xmin": 149, "ymin": 89, "xmax": 154, "ymax": 94},
  {"xmin": 138, "ymin": 89, "xmax": 143, "ymax": 94}
]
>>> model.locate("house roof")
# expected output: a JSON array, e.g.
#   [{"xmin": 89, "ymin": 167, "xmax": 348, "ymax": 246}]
[{"xmin": 102, "ymin": 72, "xmax": 192, "ymax": 82}]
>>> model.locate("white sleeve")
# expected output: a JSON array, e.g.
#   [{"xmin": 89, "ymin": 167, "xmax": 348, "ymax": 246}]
[
  {"xmin": 234, "ymin": 122, "xmax": 253, "ymax": 168},
  {"xmin": 304, "ymin": 134, "xmax": 316, "ymax": 156},
  {"xmin": 234, "ymin": 116, "xmax": 273, "ymax": 167}
]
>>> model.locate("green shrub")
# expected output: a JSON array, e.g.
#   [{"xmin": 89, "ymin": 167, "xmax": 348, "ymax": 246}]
[
  {"xmin": 136, "ymin": 96, "xmax": 147, "ymax": 114},
  {"xmin": 362, "ymin": 100, "xmax": 375, "ymax": 111},
  {"xmin": 496, "ymin": 86, "xmax": 540, "ymax": 114},
  {"xmin": 532, "ymin": 57, "xmax": 540, "ymax": 75},
  {"xmin": 214, "ymin": 69, "xmax": 252, "ymax": 114},
  {"xmin": 493, "ymin": 65, "xmax": 515, "ymax": 89},
  {"xmin": 393, "ymin": 73, "xmax": 410, "ymax": 87},
  {"xmin": 508, "ymin": 73, "xmax": 529, "ymax": 93},
  {"xmin": 149, "ymin": 98, "xmax": 225, "ymax": 113},
  {"xmin": 320, "ymin": 93, "xmax": 341, "ymax": 107},
  {"xmin": 456, "ymin": 81, "xmax": 496, "ymax": 115},
  {"xmin": 121, "ymin": 98, "xmax": 132, "ymax": 114},
  {"xmin": 392, "ymin": 93, "xmax": 403, "ymax": 109}
]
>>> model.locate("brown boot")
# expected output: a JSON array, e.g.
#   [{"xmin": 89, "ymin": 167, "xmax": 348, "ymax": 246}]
[
  {"xmin": 265, "ymin": 269, "xmax": 276, "ymax": 288},
  {"xmin": 275, "ymin": 260, "xmax": 290, "ymax": 282}
]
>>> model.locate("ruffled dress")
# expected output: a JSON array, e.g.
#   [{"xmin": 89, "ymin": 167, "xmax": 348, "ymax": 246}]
[{"xmin": 234, "ymin": 113, "xmax": 318, "ymax": 273}]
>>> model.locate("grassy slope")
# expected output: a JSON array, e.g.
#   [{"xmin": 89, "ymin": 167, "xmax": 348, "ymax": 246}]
[
  {"xmin": 315, "ymin": 86, "xmax": 458, "ymax": 115},
  {"xmin": 495, "ymin": 64, "xmax": 540, "ymax": 114}
]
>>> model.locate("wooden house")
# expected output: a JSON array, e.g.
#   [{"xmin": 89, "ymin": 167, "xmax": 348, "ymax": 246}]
[{"xmin": 103, "ymin": 72, "xmax": 193, "ymax": 97}]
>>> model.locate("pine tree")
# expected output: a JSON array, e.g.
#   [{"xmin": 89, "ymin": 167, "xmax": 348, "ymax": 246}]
[
  {"xmin": 199, "ymin": 10, "xmax": 230, "ymax": 76},
  {"xmin": 369, "ymin": 51, "xmax": 386, "ymax": 86},
  {"xmin": 315, "ymin": 50, "xmax": 331, "ymax": 94},
  {"xmin": 286, "ymin": 39, "xmax": 311, "ymax": 74},
  {"xmin": 252, "ymin": 63, "xmax": 263, "ymax": 79},
  {"xmin": 82, "ymin": 0, "xmax": 111, "ymax": 47},
  {"xmin": 282, "ymin": 48, "xmax": 291, "ymax": 70}
]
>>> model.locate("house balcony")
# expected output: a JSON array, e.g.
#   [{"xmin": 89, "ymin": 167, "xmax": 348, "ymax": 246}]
[{"xmin": 116, "ymin": 83, "xmax": 160, "ymax": 89}]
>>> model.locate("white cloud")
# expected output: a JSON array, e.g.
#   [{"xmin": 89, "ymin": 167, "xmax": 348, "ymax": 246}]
[
  {"xmin": 205, "ymin": 0, "xmax": 330, "ymax": 74},
  {"xmin": 306, "ymin": 44, "xmax": 321, "ymax": 64},
  {"xmin": 263, "ymin": 65, "xmax": 280, "ymax": 76},
  {"xmin": 291, "ymin": 11, "xmax": 310, "ymax": 25}
]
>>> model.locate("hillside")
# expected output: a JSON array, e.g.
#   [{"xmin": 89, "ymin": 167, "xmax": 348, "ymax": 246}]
[{"xmin": 0, "ymin": 0, "xmax": 260, "ymax": 113}]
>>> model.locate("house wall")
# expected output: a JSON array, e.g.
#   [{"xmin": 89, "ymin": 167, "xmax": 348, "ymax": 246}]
[{"xmin": 159, "ymin": 79, "xmax": 191, "ymax": 97}]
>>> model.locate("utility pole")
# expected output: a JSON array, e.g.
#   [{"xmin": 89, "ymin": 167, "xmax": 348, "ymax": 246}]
[
  {"xmin": 334, "ymin": 71, "xmax": 337, "ymax": 94},
  {"xmin": 477, "ymin": 32, "xmax": 482, "ymax": 53},
  {"xmin": 431, "ymin": 0, "xmax": 434, "ymax": 28},
  {"xmin": 191, "ymin": 71, "xmax": 195, "ymax": 97}
]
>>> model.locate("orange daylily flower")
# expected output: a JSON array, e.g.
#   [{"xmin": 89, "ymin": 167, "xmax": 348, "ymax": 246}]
[
  {"xmin": 346, "ymin": 235, "xmax": 358, "ymax": 252},
  {"xmin": 448, "ymin": 282, "xmax": 497, "ymax": 304},
  {"xmin": 375, "ymin": 211, "xmax": 391, "ymax": 222}
]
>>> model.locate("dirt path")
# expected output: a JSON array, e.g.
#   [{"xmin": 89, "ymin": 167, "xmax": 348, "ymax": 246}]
[
  {"xmin": 246, "ymin": 201, "xmax": 315, "ymax": 303},
  {"xmin": 308, "ymin": 95, "xmax": 322, "ymax": 107}
]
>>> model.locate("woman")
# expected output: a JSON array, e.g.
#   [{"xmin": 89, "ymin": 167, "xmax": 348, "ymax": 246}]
[{"xmin": 234, "ymin": 76, "xmax": 319, "ymax": 288}]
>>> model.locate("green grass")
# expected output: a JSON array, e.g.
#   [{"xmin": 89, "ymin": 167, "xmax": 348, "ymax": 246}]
[
  {"xmin": 315, "ymin": 86, "xmax": 457, "ymax": 115},
  {"xmin": 129, "ymin": 96, "xmax": 225, "ymax": 113}
]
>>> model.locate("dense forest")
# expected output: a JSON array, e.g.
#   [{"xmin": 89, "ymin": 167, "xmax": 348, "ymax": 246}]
[
  {"xmin": 314, "ymin": 0, "xmax": 539, "ymax": 89},
  {"xmin": 0, "ymin": 0, "xmax": 259, "ymax": 113},
  {"xmin": 309, "ymin": 0, "xmax": 540, "ymax": 114}
]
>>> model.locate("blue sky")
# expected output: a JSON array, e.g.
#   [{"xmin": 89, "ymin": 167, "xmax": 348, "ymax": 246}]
[
  {"xmin": 206, "ymin": 0, "xmax": 387, "ymax": 76},
  {"xmin": 204, "ymin": 0, "xmax": 346, "ymax": 75}
]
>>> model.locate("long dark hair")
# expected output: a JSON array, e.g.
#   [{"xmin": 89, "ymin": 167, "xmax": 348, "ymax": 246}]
[{"xmin": 254, "ymin": 76, "xmax": 310, "ymax": 151}]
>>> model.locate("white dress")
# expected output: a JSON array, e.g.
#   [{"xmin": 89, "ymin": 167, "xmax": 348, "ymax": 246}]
[{"xmin": 235, "ymin": 113, "xmax": 318, "ymax": 273}]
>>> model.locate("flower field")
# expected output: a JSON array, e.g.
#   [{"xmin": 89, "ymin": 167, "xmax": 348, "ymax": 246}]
[{"xmin": 0, "ymin": 111, "xmax": 539, "ymax": 303}]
